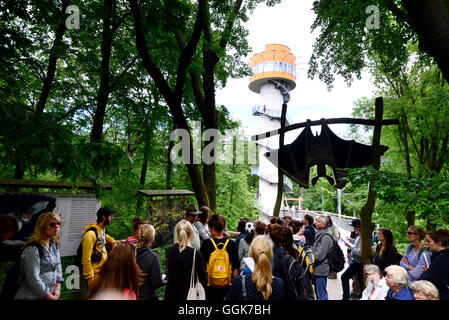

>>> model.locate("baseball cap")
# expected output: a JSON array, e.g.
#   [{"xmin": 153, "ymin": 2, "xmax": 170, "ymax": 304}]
[
  {"xmin": 186, "ymin": 204, "xmax": 201, "ymax": 215},
  {"xmin": 350, "ymin": 218, "xmax": 361, "ymax": 228}
]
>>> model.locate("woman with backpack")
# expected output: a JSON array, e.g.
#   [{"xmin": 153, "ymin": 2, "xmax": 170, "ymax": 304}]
[
  {"xmin": 268, "ymin": 223, "xmax": 287, "ymax": 281},
  {"xmin": 14, "ymin": 212, "xmax": 64, "ymax": 300},
  {"xmin": 200, "ymin": 214, "xmax": 240, "ymax": 301},
  {"xmin": 312, "ymin": 215, "xmax": 334, "ymax": 300},
  {"xmin": 399, "ymin": 225, "xmax": 430, "ymax": 285},
  {"xmin": 136, "ymin": 224, "xmax": 164, "ymax": 300},
  {"xmin": 225, "ymin": 235, "xmax": 284, "ymax": 300},
  {"xmin": 165, "ymin": 220, "xmax": 207, "ymax": 300}
]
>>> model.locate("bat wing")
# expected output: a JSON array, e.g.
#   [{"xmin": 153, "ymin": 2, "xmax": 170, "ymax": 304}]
[
  {"xmin": 265, "ymin": 123, "xmax": 389, "ymax": 189},
  {"xmin": 321, "ymin": 123, "xmax": 389, "ymax": 168},
  {"xmin": 265, "ymin": 125, "xmax": 315, "ymax": 188}
]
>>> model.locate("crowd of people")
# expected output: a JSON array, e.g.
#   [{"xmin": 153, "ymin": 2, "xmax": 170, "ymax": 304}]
[{"xmin": 1, "ymin": 204, "xmax": 449, "ymax": 301}]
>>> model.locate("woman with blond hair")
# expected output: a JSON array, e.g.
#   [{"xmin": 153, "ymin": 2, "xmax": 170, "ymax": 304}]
[
  {"xmin": 15, "ymin": 212, "xmax": 64, "ymax": 300},
  {"xmin": 411, "ymin": 280, "xmax": 439, "ymax": 300},
  {"xmin": 225, "ymin": 235, "xmax": 284, "ymax": 300},
  {"xmin": 136, "ymin": 224, "xmax": 164, "ymax": 300},
  {"xmin": 165, "ymin": 220, "xmax": 207, "ymax": 300},
  {"xmin": 400, "ymin": 225, "xmax": 430, "ymax": 284},
  {"xmin": 88, "ymin": 242, "xmax": 142, "ymax": 300}
]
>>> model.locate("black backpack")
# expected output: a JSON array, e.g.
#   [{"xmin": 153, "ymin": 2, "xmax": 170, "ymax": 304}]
[
  {"xmin": 281, "ymin": 254, "xmax": 313, "ymax": 300},
  {"xmin": 1, "ymin": 242, "xmax": 44, "ymax": 300},
  {"xmin": 74, "ymin": 227, "xmax": 102, "ymax": 276},
  {"xmin": 317, "ymin": 233, "xmax": 345, "ymax": 273}
]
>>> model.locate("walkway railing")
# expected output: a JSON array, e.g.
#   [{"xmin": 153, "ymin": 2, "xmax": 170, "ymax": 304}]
[
  {"xmin": 251, "ymin": 166, "xmax": 293, "ymax": 193},
  {"xmin": 252, "ymin": 105, "xmax": 292, "ymax": 125}
]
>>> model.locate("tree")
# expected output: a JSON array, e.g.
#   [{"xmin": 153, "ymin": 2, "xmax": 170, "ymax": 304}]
[
  {"xmin": 352, "ymin": 50, "xmax": 449, "ymax": 230},
  {"xmin": 129, "ymin": 0, "xmax": 280, "ymax": 209},
  {"xmin": 308, "ymin": 0, "xmax": 449, "ymax": 88}
]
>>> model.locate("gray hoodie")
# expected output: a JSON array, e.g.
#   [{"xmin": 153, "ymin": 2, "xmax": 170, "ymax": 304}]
[
  {"xmin": 350, "ymin": 233, "xmax": 362, "ymax": 263},
  {"xmin": 312, "ymin": 229, "xmax": 334, "ymax": 277}
]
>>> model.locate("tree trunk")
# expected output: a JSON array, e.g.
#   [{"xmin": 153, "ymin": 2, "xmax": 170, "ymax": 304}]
[
  {"xmin": 406, "ymin": 208, "xmax": 416, "ymax": 227},
  {"xmin": 140, "ymin": 141, "xmax": 149, "ymax": 186},
  {"xmin": 35, "ymin": 0, "xmax": 68, "ymax": 113},
  {"xmin": 401, "ymin": 0, "xmax": 449, "ymax": 84},
  {"xmin": 426, "ymin": 215, "xmax": 437, "ymax": 231},
  {"xmin": 166, "ymin": 136, "xmax": 174, "ymax": 190},
  {"xmin": 399, "ymin": 113, "xmax": 416, "ymax": 227},
  {"xmin": 129, "ymin": 0, "xmax": 209, "ymax": 207},
  {"xmin": 273, "ymin": 102, "xmax": 287, "ymax": 217},
  {"xmin": 202, "ymin": 49, "xmax": 218, "ymax": 212},
  {"xmin": 90, "ymin": 0, "xmax": 115, "ymax": 143},
  {"xmin": 360, "ymin": 97, "xmax": 384, "ymax": 267}
]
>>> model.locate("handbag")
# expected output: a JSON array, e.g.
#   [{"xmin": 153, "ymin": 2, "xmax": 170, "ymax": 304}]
[{"xmin": 187, "ymin": 249, "xmax": 206, "ymax": 300}]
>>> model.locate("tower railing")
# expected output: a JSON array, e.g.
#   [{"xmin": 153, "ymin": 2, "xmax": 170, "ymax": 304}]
[
  {"xmin": 251, "ymin": 166, "xmax": 293, "ymax": 193},
  {"xmin": 256, "ymin": 139, "xmax": 278, "ymax": 150},
  {"xmin": 252, "ymin": 105, "xmax": 291, "ymax": 125}
]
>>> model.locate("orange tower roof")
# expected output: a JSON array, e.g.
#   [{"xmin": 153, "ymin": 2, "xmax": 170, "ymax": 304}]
[{"xmin": 249, "ymin": 44, "xmax": 296, "ymax": 93}]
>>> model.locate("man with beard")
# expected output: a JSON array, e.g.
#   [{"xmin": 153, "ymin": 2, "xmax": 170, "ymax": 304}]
[{"xmin": 80, "ymin": 207, "xmax": 117, "ymax": 296}]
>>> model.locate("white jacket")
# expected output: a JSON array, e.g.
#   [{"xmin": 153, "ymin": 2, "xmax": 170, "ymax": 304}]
[{"xmin": 361, "ymin": 277, "xmax": 390, "ymax": 300}]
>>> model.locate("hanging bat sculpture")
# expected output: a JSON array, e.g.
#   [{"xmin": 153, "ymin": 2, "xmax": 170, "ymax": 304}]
[{"xmin": 265, "ymin": 121, "xmax": 389, "ymax": 188}]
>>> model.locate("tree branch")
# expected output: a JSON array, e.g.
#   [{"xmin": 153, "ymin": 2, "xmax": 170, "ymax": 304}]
[{"xmin": 173, "ymin": 0, "xmax": 206, "ymax": 101}]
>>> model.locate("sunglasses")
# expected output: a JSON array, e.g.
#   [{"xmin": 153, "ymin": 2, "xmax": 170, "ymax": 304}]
[
  {"xmin": 49, "ymin": 221, "xmax": 62, "ymax": 228},
  {"xmin": 407, "ymin": 232, "xmax": 417, "ymax": 235}
]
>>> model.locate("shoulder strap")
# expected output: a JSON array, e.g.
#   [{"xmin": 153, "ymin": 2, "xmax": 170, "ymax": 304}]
[
  {"xmin": 417, "ymin": 247, "xmax": 427, "ymax": 260},
  {"xmin": 222, "ymin": 239, "xmax": 230, "ymax": 250},
  {"xmin": 210, "ymin": 238, "xmax": 218, "ymax": 250},
  {"xmin": 85, "ymin": 227, "xmax": 99, "ymax": 239},
  {"xmin": 85, "ymin": 227, "xmax": 99, "ymax": 247},
  {"xmin": 211, "ymin": 238, "xmax": 229, "ymax": 250},
  {"xmin": 242, "ymin": 275, "xmax": 247, "ymax": 300},
  {"xmin": 316, "ymin": 232, "xmax": 333, "ymax": 245},
  {"xmin": 190, "ymin": 249, "xmax": 196, "ymax": 288},
  {"xmin": 27, "ymin": 241, "xmax": 44, "ymax": 258},
  {"xmin": 314, "ymin": 233, "xmax": 334, "ymax": 266}
]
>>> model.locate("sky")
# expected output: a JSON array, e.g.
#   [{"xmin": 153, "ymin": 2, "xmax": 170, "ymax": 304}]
[{"xmin": 215, "ymin": 0, "xmax": 378, "ymax": 143}]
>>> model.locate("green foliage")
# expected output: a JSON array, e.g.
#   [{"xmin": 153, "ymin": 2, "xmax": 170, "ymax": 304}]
[
  {"xmin": 0, "ymin": 103, "xmax": 75, "ymax": 176},
  {"xmin": 348, "ymin": 167, "xmax": 449, "ymax": 229},
  {"xmin": 308, "ymin": 0, "xmax": 419, "ymax": 89},
  {"xmin": 216, "ymin": 162, "xmax": 258, "ymax": 230}
]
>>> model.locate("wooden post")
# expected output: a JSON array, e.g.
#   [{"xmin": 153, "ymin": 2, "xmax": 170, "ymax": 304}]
[{"xmin": 360, "ymin": 97, "xmax": 383, "ymax": 266}]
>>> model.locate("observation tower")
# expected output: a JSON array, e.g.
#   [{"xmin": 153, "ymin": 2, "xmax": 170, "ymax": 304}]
[{"xmin": 249, "ymin": 44, "xmax": 296, "ymax": 221}]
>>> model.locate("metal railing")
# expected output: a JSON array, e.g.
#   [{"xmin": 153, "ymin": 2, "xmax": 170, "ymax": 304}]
[
  {"xmin": 252, "ymin": 105, "xmax": 292, "ymax": 125},
  {"xmin": 251, "ymin": 166, "xmax": 293, "ymax": 192}
]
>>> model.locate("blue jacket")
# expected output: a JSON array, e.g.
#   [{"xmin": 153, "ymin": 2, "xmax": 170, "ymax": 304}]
[
  {"xmin": 304, "ymin": 225, "xmax": 316, "ymax": 246},
  {"xmin": 385, "ymin": 287, "xmax": 414, "ymax": 300}
]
